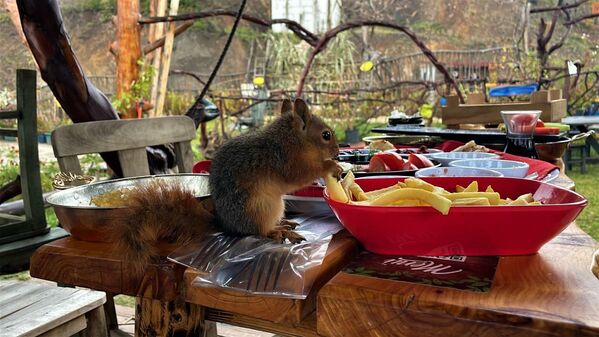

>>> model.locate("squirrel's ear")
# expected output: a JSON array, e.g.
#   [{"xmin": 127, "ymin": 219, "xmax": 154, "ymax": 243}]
[
  {"xmin": 293, "ymin": 98, "xmax": 312, "ymax": 128},
  {"xmin": 279, "ymin": 98, "xmax": 292, "ymax": 116}
]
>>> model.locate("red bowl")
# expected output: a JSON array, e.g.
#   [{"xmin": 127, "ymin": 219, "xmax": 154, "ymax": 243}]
[
  {"xmin": 324, "ymin": 177, "xmax": 587, "ymax": 256},
  {"xmin": 192, "ymin": 160, "xmax": 212, "ymax": 173},
  {"xmin": 289, "ymin": 185, "xmax": 324, "ymax": 197}
]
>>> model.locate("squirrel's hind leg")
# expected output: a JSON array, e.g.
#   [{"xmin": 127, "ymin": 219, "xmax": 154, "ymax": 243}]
[
  {"xmin": 246, "ymin": 188, "xmax": 305, "ymax": 244},
  {"xmin": 267, "ymin": 226, "xmax": 305, "ymax": 244},
  {"xmin": 267, "ymin": 219, "xmax": 305, "ymax": 244}
]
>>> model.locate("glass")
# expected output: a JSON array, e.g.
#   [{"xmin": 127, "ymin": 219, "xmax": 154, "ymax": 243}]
[{"xmin": 501, "ymin": 110, "xmax": 541, "ymax": 159}]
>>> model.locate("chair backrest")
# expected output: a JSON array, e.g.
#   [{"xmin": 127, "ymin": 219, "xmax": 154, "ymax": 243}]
[{"xmin": 51, "ymin": 116, "xmax": 196, "ymax": 177}]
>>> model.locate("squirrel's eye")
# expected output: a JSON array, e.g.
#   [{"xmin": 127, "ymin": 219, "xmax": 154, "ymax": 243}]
[{"xmin": 322, "ymin": 130, "xmax": 332, "ymax": 141}]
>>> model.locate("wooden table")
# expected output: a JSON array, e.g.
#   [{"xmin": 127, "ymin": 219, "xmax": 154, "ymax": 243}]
[
  {"xmin": 29, "ymin": 175, "xmax": 599, "ymax": 336},
  {"xmin": 318, "ymin": 224, "xmax": 599, "ymax": 337},
  {"xmin": 316, "ymin": 174, "xmax": 599, "ymax": 337},
  {"xmin": 30, "ymin": 229, "xmax": 360, "ymax": 336}
]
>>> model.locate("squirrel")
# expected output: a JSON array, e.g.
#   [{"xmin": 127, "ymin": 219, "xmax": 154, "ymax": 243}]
[{"xmin": 112, "ymin": 98, "xmax": 340, "ymax": 277}]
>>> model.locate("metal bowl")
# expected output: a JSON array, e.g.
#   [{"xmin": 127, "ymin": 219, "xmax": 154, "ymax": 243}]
[
  {"xmin": 47, "ymin": 174, "xmax": 211, "ymax": 242},
  {"xmin": 362, "ymin": 135, "xmax": 435, "ymax": 146},
  {"xmin": 535, "ymin": 131, "xmax": 594, "ymax": 162}
]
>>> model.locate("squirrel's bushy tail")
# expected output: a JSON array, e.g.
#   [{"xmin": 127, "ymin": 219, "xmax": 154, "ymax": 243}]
[{"xmin": 111, "ymin": 180, "xmax": 215, "ymax": 277}]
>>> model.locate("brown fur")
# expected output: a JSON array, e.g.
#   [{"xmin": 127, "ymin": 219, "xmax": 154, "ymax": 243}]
[
  {"xmin": 111, "ymin": 180, "xmax": 216, "ymax": 277},
  {"xmin": 209, "ymin": 98, "xmax": 340, "ymax": 239}
]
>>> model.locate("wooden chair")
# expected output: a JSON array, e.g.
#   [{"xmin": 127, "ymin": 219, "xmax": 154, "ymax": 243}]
[
  {"xmin": 0, "ymin": 69, "xmax": 68, "ymax": 273},
  {"xmin": 51, "ymin": 115, "xmax": 196, "ymax": 177},
  {"xmin": 49, "ymin": 115, "xmax": 197, "ymax": 332}
]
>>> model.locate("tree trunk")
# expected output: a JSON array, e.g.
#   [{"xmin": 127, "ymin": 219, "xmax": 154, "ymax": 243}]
[
  {"xmin": 155, "ymin": 0, "xmax": 180, "ymax": 116},
  {"xmin": 16, "ymin": 0, "xmax": 175, "ymax": 177},
  {"xmin": 149, "ymin": 0, "xmax": 168, "ymax": 117},
  {"xmin": 115, "ymin": 0, "xmax": 142, "ymax": 119}
]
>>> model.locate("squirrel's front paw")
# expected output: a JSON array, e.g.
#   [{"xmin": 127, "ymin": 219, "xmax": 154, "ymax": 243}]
[
  {"xmin": 268, "ymin": 226, "xmax": 306, "ymax": 244},
  {"xmin": 324, "ymin": 160, "xmax": 343, "ymax": 180}
]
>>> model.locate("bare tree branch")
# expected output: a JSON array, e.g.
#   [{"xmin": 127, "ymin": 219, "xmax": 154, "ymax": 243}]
[
  {"xmin": 295, "ymin": 21, "xmax": 464, "ymax": 103},
  {"xmin": 143, "ymin": 20, "xmax": 194, "ymax": 55},
  {"xmin": 170, "ymin": 69, "xmax": 206, "ymax": 85},
  {"xmin": 138, "ymin": 10, "xmax": 319, "ymax": 46},
  {"xmin": 530, "ymin": 0, "xmax": 588, "ymax": 13},
  {"xmin": 565, "ymin": 13, "xmax": 599, "ymax": 25}
]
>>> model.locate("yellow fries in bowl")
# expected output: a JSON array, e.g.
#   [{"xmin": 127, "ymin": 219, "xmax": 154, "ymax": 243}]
[{"xmin": 324, "ymin": 174, "xmax": 542, "ymax": 215}]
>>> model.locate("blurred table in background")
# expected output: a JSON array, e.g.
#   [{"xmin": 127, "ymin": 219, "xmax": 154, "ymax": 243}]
[{"xmin": 562, "ymin": 116, "xmax": 599, "ymax": 157}]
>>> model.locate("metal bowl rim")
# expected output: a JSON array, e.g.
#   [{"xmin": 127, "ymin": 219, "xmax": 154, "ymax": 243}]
[{"xmin": 46, "ymin": 173, "xmax": 211, "ymax": 210}]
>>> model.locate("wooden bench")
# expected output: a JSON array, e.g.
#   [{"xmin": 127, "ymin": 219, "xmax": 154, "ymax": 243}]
[{"xmin": 0, "ymin": 280, "xmax": 107, "ymax": 337}]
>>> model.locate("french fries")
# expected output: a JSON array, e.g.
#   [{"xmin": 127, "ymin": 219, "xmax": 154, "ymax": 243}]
[
  {"xmin": 325, "ymin": 175, "xmax": 542, "ymax": 215},
  {"xmin": 370, "ymin": 188, "xmax": 452, "ymax": 215}
]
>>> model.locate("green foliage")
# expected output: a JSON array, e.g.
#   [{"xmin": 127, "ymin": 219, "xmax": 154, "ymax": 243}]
[
  {"xmin": 0, "ymin": 271, "xmax": 30, "ymax": 281},
  {"xmin": 114, "ymin": 294, "xmax": 136, "ymax": 308},
  {"xmin": 165, "ymin": 91, "xmax": 194, "ymax": 116},
  {"xmin": 0, "ymin": 12, "xmax": 10, "ymax": 24},
  {"xmin": 45, "ymin": 207, "xmax": 58, "ymax": 228},
  {"xmin": 569, "ymin": 162, "xmax": 599, "ymax": 241},
  {"xmin": 412, "ymin": 20, "xmax": 445, "ymax": 35},
  {"xmin": 39, "ymin": 160, "xmax": 60, "ymax": 193},
  {"xmin": 112, "ymin": 59, "xmax": 155, "ymax": 116},
  {"xmin": 0, "ymin": 88, "xmax": 15, "ymax": 109},
  {"xmin": 78, "ymin": 153, "xmax": 108, "ymax": 178},
  {"xmin": 231, "ymin": 26, "xmax": 260, "ymax": 42},
  {"xmin": 0, "ymin": 147, "xmax": 20, "ymax": 192}
]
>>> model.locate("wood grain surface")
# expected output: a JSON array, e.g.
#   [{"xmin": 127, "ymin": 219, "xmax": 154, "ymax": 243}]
[
  {"xmin": 317, "ymin": 224, "xmax": 599, "ymax": 337},
  {"xmin": 51, "ymin": 116, "xmax": 195, "ymax": 156},
  {"xmin": 29, "ymin": 238, "xmax": 183, "ymax": 301},
  {"xmin": 441, "ymin": 91, "xmax": 567, "ymax": 125},
  {"xmin": 136, "ymin": 297, "xmax": 205, "ymax": 337},
  {"xmin": 51, "ymin": 116, "xmax": 195, "ymax": 176},
  {"xmin": 0, "ymin": 280, "xmax": 106, "ymax": 337},
  {"xmin": 184, "ymin": 231, "xmax": 359, "ymax": 324}
]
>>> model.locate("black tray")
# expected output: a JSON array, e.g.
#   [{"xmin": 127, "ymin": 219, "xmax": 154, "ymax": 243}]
[
  {"xmin": 388, "ymin": 116, "xmax": 423, "ymax": 126},
  {"xmin": 372, "ymin": 125, "xmax": 564, "ymax": 144}
]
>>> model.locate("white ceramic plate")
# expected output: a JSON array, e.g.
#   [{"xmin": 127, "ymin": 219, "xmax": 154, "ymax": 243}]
[
  {"xmin": 430, "ymin": 152, "xmax": 500, "ymax": 166},
  {"xmin": 415, "ymin": 166, "xmax": 504, "ymax": 178},
  {"xmin": 449, "ymin": 159, "xmax": 529, "ymax": 178}
]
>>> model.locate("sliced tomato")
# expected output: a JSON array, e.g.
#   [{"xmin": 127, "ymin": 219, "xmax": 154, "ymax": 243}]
[
  {"xmin": 370, "ymin": 152, "xmax": 405, "ymax": 171},
  {"xmin": 401, "ymin": 161, "xmax": 418, "ymax": 170},
  {"xmin": 368, "ymin": 156, "xmax": 388, "ymax": 172},
  {"xmin": 536, "ymin": 119, "xmax": 545, "ymax": 127},
  {"xmin": 408, "ymin": 153, "xmax": 435, "ymax": 168},
  {"xmin": 535, "ymin": 127, "xmax": 560, "ymax": 135}
]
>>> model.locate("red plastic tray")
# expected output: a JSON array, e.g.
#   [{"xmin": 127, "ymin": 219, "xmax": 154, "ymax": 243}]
[{"xmin": 324, "ymin": 177, "xmax": 587, "ymax": 256}]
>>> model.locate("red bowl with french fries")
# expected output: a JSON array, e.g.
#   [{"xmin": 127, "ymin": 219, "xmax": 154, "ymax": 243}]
[{"xmin": 324, "ymin": 176, "xmax": 587, "ymax": 256}]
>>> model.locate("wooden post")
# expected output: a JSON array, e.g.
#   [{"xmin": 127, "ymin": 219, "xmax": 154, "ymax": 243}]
[
  {"xmin": 155, "ymin": 0, "xmax": 179, "ymax": 116},
  {"xmin": 115, "ymin": 0, "xmax": 142, "ymax": 119},
  {"xmin": 16, "ymin": 69, "xmax": 46, "ymax": 233},
  {"xmin": 149, "ymin": 0, "xmax": 168, "ymax": 117},
  {"xmin": 135, "ymin": 297, "xmax": 208, "ymax": 337}
]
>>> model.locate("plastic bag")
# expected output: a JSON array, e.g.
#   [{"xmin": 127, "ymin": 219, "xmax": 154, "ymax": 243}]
[{"xmin": 168, "ymin": 215, "xmax": 343, "ymax": 299}]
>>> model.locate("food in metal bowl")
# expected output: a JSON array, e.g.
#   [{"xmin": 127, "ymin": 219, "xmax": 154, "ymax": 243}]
[
  {"xmin": 46, "ymin": 174, "xmax": 210, "ymax": 242},
  {"xmin": 89, "ymin": 188, "xmax": 134, "ymax": 207}
]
